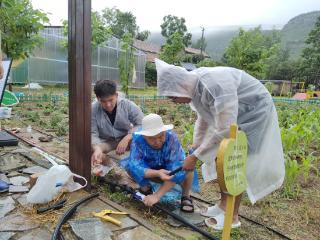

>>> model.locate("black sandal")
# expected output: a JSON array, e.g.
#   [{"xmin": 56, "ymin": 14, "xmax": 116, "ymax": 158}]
[{"xmin": 180, "ymin": 196, "xmax": 194, "ymax": 213}]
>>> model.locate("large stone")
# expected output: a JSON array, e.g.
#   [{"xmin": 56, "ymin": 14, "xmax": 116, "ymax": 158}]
[
  {"xmin": 0, "ymin": 232, "xmax": 15, "ymax": 240},
  {"xmin": 0, "ymin": 154, "xmax": 26, "ymax": 172},
  {"xmin": 69, "ymin": 218, "xmax": 113, "ymax": 240},
  {"xmin": 0, "ymin": 174, "xmax": 10, "ymax": 184},
  {"xmin": 17, "ymin": 194, "xmax": 31, "ymax": 207},
  {"xmin": 9, "ymin": 185, "xmax": 29, "ymax": 193},
  {"xmin": 9, "ymin": 176, "xmax": 29, "ymax": 186},
  {"xmin": 0, "ymin": 196, "xmax": 15, "ymax": 205},
  {"xmin": 0, "ymin": 196, "xmax": 16, "ymax": 218},
  {"xmin": 0, "ymin": 213, "xmax": 39, "ymax": 231},
  {"xmin": 166, "ymin": 209, "xmax": 205, "ymax": 227},
  {"xmin": 17, "ymin": 229, "xmax": 51, "ymax": 240},
  {"xmin": 115, "ymin": 226, "xmax": 164, "ymax": 240},
  {"xmin": 22, "ymin": 166, "xmax": 47, "ymax": 175}
]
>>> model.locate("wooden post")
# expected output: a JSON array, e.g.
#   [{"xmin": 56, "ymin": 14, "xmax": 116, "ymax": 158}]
[{"xmin": 68, "ymin": 0, "xmax": 92, "ymax": 190}]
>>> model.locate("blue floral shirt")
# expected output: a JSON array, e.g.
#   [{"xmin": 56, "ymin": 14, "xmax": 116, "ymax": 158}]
[{"xmin": 121, "ymin": 131, "xmax": 186, "ymax": 185}]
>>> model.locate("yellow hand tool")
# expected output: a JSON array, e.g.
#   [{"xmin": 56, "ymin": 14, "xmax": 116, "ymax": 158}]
[{"xmin": 92, "ymin": 209, "xmax": 129, "ymax": 226}]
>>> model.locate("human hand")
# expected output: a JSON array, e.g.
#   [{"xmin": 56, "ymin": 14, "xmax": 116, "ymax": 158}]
[
  {"xmin": 91, "ymin": 147, "xmax": 103, "ymax": 166},
  {"xmin": 189, "ymin": 143, "xmax": 199, "ymax": 150},
  {"xmin": 182, "ymin": 155, "xmax": 198, "ymax": 171},
  {"xmin": 116, "ymin": 137, "xmax": 129, "ymax": 155},
  {"xmin": 143, "ymin": 193, "xmax": 160, "ymax": 207},
  {"xmin": 157, "ymin": 169, "xmax": 173, "ymax": 181}
]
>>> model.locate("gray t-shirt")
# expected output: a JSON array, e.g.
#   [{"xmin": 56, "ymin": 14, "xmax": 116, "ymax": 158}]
[{"xmin": 91, "ymin": 97, "xmax": 143, "ymax": 145}]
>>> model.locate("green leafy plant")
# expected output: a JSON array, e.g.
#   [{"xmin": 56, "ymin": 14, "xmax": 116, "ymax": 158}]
[{"xmin": 0, "ymin": 0, "xmax": 49, "ymax": 59}]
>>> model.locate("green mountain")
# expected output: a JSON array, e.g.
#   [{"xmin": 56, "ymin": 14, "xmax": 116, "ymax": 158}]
[
  {"xmin": 149, "ymin": 11, "xmax": 320, "ymax": 61},
  {"xmin": 281, "ymin": 11, "xmax": 320, "ymax": 59}
]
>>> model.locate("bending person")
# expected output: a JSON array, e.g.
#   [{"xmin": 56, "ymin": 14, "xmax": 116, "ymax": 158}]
[{"xmin": 156, "ymin": 58, "xmax": 285, "ymax": 230}]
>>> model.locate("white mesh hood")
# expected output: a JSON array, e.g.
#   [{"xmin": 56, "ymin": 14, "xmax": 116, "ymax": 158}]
[{"xmin": 156, "ymin": 59, "xmax": 198, "ymax": 98}]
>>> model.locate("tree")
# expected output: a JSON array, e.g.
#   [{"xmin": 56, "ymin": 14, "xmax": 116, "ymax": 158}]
[
  {"xmin": 300, "ymin": 16, "xmax": 320, "ymax": 87},
  {"xmin": 160, "ymin": 15, "xmax": 192, "ymax": 46},
  {"xmin": 136, "ymin": 29, "xmax": 150, "ymax": 41},
  {"xmin": 102, "ymin": 7, "xmax": 150, "ymax": 41},
  {"xmin": 196, "ymin": 59, "xmax": 218, "ymax": 68},
  {"xmin": 61, "ymin": 11, "xmax": 111, "ymax": 48},
  {"xmin": 0, "ymin": 0, "xmax": 49, "ymax": 59},
  {"xmin": 159, "ymin": 32, "xmax": 185, "ymax": 64},
  {"xmin": 118, "ymin": 33, "xmax": 135, "ymax": 96},
  {"xmin": 222, "ymin": 27, "xmax": 280, "ymax": 79},
  {"xmin": 102, "ymin": 7, "xmax": 137, "ymax": 39}
]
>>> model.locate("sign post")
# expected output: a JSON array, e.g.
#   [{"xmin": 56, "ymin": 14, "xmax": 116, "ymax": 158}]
[{"xmin": 216, "ymin": 124, "xmax": 248, "ymax": 240}]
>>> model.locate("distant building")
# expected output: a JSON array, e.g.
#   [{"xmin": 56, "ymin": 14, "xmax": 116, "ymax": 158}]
[{"xmin": 133, "ymin": 39, "xmax": 210, "ymax": 63}]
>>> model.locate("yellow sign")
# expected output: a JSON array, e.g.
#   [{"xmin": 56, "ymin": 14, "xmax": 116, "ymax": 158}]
[
  {"xmin": 217, "ymin": 125, "xmax": 248, "ymax": 196},
  {"xmin": 216, "ymin": 124, "xmax": 248, "ymax": 240}
]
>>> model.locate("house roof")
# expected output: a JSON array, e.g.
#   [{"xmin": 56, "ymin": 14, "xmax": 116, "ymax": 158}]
[
  {"xmin": 185, "ymin": 47, "xmax": 209, "ymax": 57},
  {"xmin": 133, "ymin": 40, "xmax": 161, "ymax": 54}
]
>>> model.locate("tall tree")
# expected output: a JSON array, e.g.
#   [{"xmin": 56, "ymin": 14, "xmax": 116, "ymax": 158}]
[
  {"xmin": 159, "ymin": 32, "xmax": 185, "ymax": 64},
  {"xmin": 0, "ymin": 0, "xmax": 49, "ymax": 59},
  {"xmin": 62, "ymin": 11, "xmax": 111, "ymax": 48},
  {"xmin": 223, "ymin": 27, "xmax": 280, "ymax": 79},
  {"xmin": 160, "ymin": 15, "xmax": 192, "ymax": 47},
  {"xmin": 102, "ymin": 7, "xmax": 137, "ymax": 39},
  {"xmin": 300, "ymin": 16, "xmax": 320, "ymax": 86},
  {"xmin": 102, "ymin": 7, "xmax": 149, "ymax": 41}
]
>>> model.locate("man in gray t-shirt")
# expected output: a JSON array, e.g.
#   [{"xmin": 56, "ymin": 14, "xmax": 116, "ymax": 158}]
[{"xmin": 91, "ymin": 80, "xmax": 143, "ymax": 167}]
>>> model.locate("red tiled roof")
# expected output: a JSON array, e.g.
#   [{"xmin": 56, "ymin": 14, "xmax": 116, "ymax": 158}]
[
  {"xmin": 133, "ymin": 40, "xmax": 161, "ymax": 54},
  {"xmin": 185, "ymin": 47, "xmax": 209, "ymax": 57}
]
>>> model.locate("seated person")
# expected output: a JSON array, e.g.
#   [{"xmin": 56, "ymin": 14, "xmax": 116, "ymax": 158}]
[
  {"xmin": 91, "ymin": 80, "xmax": 144, "ymax": 168},
  {"xmin": 122, "ymin": 113, "xmax": 198, "ymax": 212}
]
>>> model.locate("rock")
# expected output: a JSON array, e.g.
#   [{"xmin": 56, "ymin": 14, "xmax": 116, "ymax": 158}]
[
  {"xmin": 9, "ymin": 185, "xmax": 29, "ymax": 193},
  {"xmin": 22, "ymin": 166, "xmax": 47, "ymax": 175},
  {"xmin": 17, "ymin": 194, "xmax": 31, "ymax": 207},
  {"xmin": 0, "ymin": 213, "xmax": 39, "ymax": 231},
  {"xmin": 0, "ymin": 232, "xmax": 16, "ymax": 240},
  {"xmin": 0, "ymin": 154, "xmax": 26, "ymax": 172},
  {"xmin": 0, "ymin": 174, "xmax": 10, "ymax": 184},
  {"xmin": 17, "ymin": 229, "xmax": 51, "ymax": 240},
  {"xmin": 38, "ymin": 136, "xmax": 53, "ymax": 142},
  {"xmin": 0, "ymin": 196, "xmax": 16, "ymax": 218},
  {"xmin": 115, "ymin": 226, "xmax": 164, "ymax": 240},
  {"xmin": 69, "ymin": 218, "xmax": 113, "ymax": 240},
  {"xmin": 9, "ymin": 176, "xmax": 29, "ymax": 186},
  {"xmin": 166, "ymin": 209, "xmax": 205, "ymax": 227}
]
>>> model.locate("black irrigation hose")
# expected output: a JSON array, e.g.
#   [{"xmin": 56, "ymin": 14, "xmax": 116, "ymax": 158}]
[
  {"xmin": 190, "ymin": 195, "xmax": 293, "ymax": 240},
  {"xmin": 99, "ymin": 178, "xmax": 219, "ymax": 240},
  {"xmin": 153, "ymin": 203, "xmax": 218, "ymax": 240},
  {"xmin": 51, "ymin": 193, "xmax": 99, "ymax": 240}
]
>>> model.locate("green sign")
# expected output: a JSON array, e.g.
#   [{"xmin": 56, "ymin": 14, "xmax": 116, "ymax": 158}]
[
  {"xmin": 222, "ymin": 131, "xmax": 248, "ymax": 196},
  {"xmin": 1, "ymin": 90, "xmax": 19, "ymax": 106}
]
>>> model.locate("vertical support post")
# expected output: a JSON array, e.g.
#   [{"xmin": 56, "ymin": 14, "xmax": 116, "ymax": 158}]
[
  {"xmin": 221, "ymin": 125, "xmax": 237, "ymax": 240},
  {"xmin": 68, "ymin": 0, "xmax": 92, "ymax": 190}
]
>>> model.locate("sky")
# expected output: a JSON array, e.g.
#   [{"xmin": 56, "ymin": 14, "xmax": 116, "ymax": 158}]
[{"xmin": 31, "ymin": 0, "xmax": 320, "ymax": 31}]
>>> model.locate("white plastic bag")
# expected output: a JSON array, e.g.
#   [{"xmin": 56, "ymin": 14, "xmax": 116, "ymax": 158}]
[{"xmin": 27, "ymin": 165, "xmax": 87, "ymax": 204}]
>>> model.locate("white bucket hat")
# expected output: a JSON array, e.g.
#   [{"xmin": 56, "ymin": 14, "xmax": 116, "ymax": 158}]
[{"xmin": 135, "ymin": 113, "xmax": 173, "ymax": 136}]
